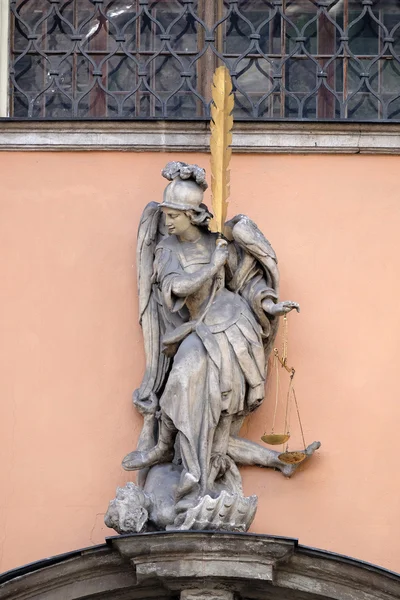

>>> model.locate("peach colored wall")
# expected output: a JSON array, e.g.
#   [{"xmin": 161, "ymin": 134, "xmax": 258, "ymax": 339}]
[{"xmin": 1, "ymin": 152, "xmax": 400, "ymax": 574}]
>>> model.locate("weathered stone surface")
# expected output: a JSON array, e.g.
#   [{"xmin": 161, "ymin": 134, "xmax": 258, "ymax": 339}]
[
  {"xmin": 1, "ymin": 532, "xmax": 399, "ymax": 600},
  {"xmin": 181, "ymin": 590, "xmax": 234, "ymax": 600},
  {"xmin": 107, "ymin": 162, "xmax": 319, "ymax": 534},
  {"xmin": 104, "ymin": 482, "xmax": 150, "ymax": 534},
  {"xmin": 172, "ymin": 491, "xmax": 257, "ymax": 532},
  {"xmin": 2, "ymin": 121, "xmax": 400, "ymax": 155}
]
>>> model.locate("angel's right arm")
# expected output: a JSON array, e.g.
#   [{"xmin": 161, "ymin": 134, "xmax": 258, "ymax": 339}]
[
  {"xmin": 170, "ymin": 264, "xmax": 219, "ymax": 297},
  {"xmin": 169, "ymin": 242, "xmax": 229, "ymax": 297},
  {"xmin": 155, "ymin": 246, "xmax": 220, "ymax": 304}
]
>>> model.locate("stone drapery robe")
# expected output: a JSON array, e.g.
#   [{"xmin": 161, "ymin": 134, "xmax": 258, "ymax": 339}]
[{"xmin": 152, "ymin": 228, "xmax": 278, "ymax": 496}]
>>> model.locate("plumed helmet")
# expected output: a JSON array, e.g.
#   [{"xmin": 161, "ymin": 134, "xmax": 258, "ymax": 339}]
[
  {"xmin": 160, "ymin": 161, "xmax": 208, "ymax": 212},
  {"xmin": 161, "ymin": 178, "xmax": 204, "ymax": 212}
]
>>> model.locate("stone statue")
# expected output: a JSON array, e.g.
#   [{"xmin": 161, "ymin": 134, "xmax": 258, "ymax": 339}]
[{"xmin": 105, "ymin": 162, "xmax": 319, "ymax": 535}]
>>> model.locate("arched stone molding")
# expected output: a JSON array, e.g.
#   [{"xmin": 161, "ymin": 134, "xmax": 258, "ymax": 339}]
[{"xmin": 0, "ymin": 532, "xmax": 399, "ymax": 600}]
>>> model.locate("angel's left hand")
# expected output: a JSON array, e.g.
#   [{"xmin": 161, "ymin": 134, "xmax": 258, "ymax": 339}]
[{"xmin": 262, "ymin": 299, "xmax": 300, "ymax": 316}]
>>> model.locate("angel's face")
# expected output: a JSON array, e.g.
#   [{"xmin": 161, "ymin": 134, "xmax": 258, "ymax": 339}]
[{"xmin": 162, "ymin": 208, "xmax": 192, "ymax": 237}]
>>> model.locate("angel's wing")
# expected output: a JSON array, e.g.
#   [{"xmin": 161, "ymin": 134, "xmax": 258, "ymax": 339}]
[
  {"xmin": 134, "ymin": 202, "xmax": 170, "ymax": 409},
  {"xmin": 227, "ymin": 214, "xmax": 280, "ymax": 358},
  {"xmin": 227, "ymin": 214, "xmax": 279, "ymax": 294},
  {"xmin": 234, "ymin": 216, "xmax": 277, "ymax": 260}
]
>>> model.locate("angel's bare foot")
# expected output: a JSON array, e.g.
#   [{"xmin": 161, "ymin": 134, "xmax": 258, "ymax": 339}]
[
  {"xmin": 227, "ymin": 435, "xmax": 320, "ymax": 475},
  {"xmin": 278, "ymin": 441, "xmax": 321, "ymax": 477}
]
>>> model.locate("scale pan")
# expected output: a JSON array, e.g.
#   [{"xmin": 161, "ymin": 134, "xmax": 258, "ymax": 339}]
[
  {"xmin": 278, "ymin": 451, "xmax": 306, "ymax": 464},
  {"xmin": 261, "ymin": 434, "xmax": 290, "ymax": 445}
]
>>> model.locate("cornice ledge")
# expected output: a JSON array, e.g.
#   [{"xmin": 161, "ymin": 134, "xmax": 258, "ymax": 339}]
[
  {"xmin": 108, "ymin": 531, "xmax": 295, "ymax": 585},
  {"xmin": 0, "ymin": 120, "xmax": 400, "ymax": 154}
]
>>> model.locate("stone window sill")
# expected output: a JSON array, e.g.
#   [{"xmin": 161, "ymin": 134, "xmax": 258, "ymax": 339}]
[{"xmin": 0, "ymin": 120, "xmax": 400, "ymax": 154}]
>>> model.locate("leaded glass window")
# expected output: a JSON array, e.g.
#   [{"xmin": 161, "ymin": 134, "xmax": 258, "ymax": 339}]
[{"xmin": 9, "ymin": 0, "xmax": 400, "ymax": 120}]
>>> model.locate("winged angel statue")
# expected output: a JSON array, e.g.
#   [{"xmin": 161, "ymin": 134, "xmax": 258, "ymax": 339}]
[{"xmin": 105, "ymin": 162, "xmax": 319, "ymax": 534}]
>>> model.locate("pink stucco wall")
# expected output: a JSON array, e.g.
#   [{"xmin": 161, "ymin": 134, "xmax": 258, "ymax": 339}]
[{"xmin": 0, "ymin": 151, "xmax": 399, "ymax": 573}]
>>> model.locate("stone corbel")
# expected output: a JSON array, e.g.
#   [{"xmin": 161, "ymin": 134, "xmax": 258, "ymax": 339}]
[{"xmin": 108, "ymin": 531, "xmax": 296, "ymax": 592}]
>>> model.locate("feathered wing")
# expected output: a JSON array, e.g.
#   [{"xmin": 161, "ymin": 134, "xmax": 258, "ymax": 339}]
[
  {"xmin": 226, "ymin": 214, "xmax": 280, "ymax": 358},
  {"xmin": 134, "ymin": 202, "xmax": 170, "ymax": 411}
]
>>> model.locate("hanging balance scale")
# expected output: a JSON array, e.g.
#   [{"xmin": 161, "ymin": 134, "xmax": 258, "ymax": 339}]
[{"xmin": 261, "ymin": 315, "xmax": 307, "ymax": 465}]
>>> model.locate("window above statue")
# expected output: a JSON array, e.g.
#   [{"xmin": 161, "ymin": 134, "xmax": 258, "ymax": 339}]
[{"xmin": 8, "ymin": 0, "xmax": 400, "ymax": 121}]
